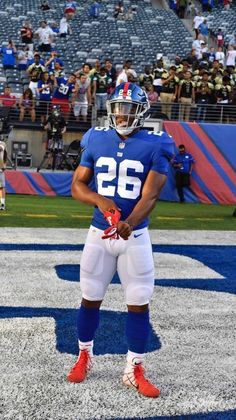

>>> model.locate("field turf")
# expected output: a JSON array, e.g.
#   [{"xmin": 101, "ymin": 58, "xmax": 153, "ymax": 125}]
[{"xmin": 0, "ymin": 194, "xmax": 235, "ymax": 230}]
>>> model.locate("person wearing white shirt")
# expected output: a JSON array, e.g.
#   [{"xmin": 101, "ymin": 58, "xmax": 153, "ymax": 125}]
[
  {"xmin": 59, "ymin": 15, "xmax": 72, "ymax": 37},
  {"xmin": 35, "ymin": 20, "xmax": 54, "ymax": 52},
  {"xmin": 215, "ymin": 47, "xmax": 225, "ymax": 66},
  {"xmin": 226, "ymin": 45, "xmax": 236, "ymax": 68},
  {"xmin": 192, "ymin": 36, "xmax": 203, "ymax": 59},
  {"xmin": 115, "ymin": 66, "xmax": 128, "ymax": 86},
  {"xmin": 193, "ymin": 12, "xmax": 204, "ymax": 39}
]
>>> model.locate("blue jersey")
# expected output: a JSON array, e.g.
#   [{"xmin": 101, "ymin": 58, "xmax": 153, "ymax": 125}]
[
  {"xmin": 80, "ymin": 127, "xmax": 175, "ymax": 230},
  {"xmin": 1, "ymin": 47, "xmax": 15, "ymax": 66},
  {"xmin": 173, "ymin": 152, "xmax": 195, "ymax": 173},
  {"xmin": 37, "ymin": 80, "xmax": 51, "ymax": 101},
  {"xmin": 54, "ymin": 78, "xmax": 74, "ymax": 100}
]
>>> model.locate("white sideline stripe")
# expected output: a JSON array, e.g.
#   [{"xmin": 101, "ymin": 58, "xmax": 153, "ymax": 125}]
[{"xmin": 0, "ymin": 228, "xmax": 235, "ymax": 245}]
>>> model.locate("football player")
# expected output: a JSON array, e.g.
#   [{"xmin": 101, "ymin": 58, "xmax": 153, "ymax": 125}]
[
  {"xmin": 67, "ymin": 82, "xmax": 175, "ymax": 398},
  {"xmin": 0, "ymin": 141, "xmax": 7, "ymax": 210}
]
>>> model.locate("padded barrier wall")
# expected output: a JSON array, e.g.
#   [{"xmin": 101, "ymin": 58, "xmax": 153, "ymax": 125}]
[{"xmin": 5, "ymin": 122, "xmax": 236, "ymax": 204}]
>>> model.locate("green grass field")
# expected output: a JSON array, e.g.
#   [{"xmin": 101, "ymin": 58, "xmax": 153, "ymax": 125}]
[{"xmin": 0, "ymin": 194, "xmax": 235, "ymax": 230}]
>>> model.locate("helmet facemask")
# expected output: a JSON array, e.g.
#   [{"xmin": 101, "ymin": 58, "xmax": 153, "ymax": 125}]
[{"xmin": 107, "ymin": 100, "xmax": 149, "ymax": 135}]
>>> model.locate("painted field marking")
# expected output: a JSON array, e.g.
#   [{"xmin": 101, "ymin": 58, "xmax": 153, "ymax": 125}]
[
  {"xmin": 71, "ymin": 215, "xmax": 92, "ymax": 218},
  {"xmin": 157, "ymin": 216, "xmax": 185, "ymax": 220},
  {"xmin": 25, "ymin": 214, "xmax": 58, "ymax": 218}
]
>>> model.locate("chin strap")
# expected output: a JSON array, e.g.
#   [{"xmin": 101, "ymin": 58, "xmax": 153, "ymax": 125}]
[{"xmin": 102, "ymin": 209, "xmax": 121, "ymax": 240}]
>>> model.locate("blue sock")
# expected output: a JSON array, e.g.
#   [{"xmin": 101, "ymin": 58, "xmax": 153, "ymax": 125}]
[
  {"xmin": 77, "ymin": 305, "xmax": 100, "ymax": 342},
  {"xmin": 125, "ymin": 310, "xmax": 150, "ymax": 354}
]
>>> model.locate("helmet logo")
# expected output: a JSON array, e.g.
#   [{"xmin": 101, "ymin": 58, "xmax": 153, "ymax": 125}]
[{"xmin": 118, "ymin": 88, "xmax": 132, "ymax": 100}]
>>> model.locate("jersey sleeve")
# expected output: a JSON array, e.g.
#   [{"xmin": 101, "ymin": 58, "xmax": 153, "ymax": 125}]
[
  {"xmin": 80, "ymin": 128, "xmax": 94, "ymax": 169},
  {"xmin": 151, "ymin": 133, "xmax": 175, "ymax": 175}
]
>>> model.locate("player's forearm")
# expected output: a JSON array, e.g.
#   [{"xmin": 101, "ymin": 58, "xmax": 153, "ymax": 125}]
[
  {"xmin": 125, "ymin": 173, "xmax": 167, "ymax": 228},
  {"xmin": 71, "ymin": 181, "xmax": 100, "ymax": 206},
  {"xmin": 125, "ymin": 195, "xmax": 159, "ymax": 228}
]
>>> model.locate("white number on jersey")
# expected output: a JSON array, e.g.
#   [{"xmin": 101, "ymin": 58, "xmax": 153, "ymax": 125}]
[
  {"xmin": 96, "ymin": 157, "xmax": 144, "ymax": 199},
  {"xmin": 58, "ymin": 84, "xmax": 69, "ymax": 95}
]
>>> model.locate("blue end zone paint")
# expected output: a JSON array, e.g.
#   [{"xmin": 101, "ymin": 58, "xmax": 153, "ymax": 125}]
[
  {"xmin": 0, "ymin": 306, "xmax": 160, "ymax": 356},
  {"xmin": 55, "ymin": 244, "xmax": 236, "ymax": 295},
  {"xmin": 104, "ymin": 411, "xmax": 236, "ymax": 420}
]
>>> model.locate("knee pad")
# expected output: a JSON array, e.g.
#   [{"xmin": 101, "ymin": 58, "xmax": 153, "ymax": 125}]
[{"xmin": 125, "ymin": 284, "xmax": 154, "ymax": 306}]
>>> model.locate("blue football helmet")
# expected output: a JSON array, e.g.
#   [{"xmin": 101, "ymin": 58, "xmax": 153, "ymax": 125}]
[{"xmin": 107, "ymin": 83, "xmax": 150, "ymax": 135}]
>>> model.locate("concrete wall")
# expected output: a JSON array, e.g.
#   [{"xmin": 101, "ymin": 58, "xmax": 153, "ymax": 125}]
[{"xmin": 7, "ymin": 129, "xmax": 83, "ymax": 167}]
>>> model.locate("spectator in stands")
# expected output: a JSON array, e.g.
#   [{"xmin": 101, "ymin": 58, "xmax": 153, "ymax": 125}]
[
  {"xmin": 178, "ymin": 0, "xmax": 187, "ymax": 19},
  {"xmin": 160, "ymin": 66, "xmax": 179, "ymax": 119},
  {"xmin": 37, "ymin": 71, "xmax": 53, "ymax": 123},
  {"xmin": 51, "ymin": 62, "xmax": 65, "ymax": 78},
  {"xmin": 201, "ymin": 0, "xmax": 210, "ymax": 12},
  {"xmin": 0, "ymin": 86, "xmax": 17, "ymax": 109},
  {"xmin": 199, "ymin": 19, "xmax": 209, "ymax": 44},
  {"xmin": 17, "ymin": 46, "xmax": 30, "ymax": 71},
  {"xmin": 195, "ymin": 72, "xmax": 213, "ymax": 121},
  {"xmin": 193, "ymin": 11, "xmax": 204, "ymax": 39},
  {"xmin": 192, "ymin": 35, "xmax": 204, "ymax": 60},
  {"xmin": 186, "ymin": 1, "xmax": 195, "ymax": 18},
  {"xmin": 27, "ymin": 53, "xmax": 46, "ymax": 97},
  {"xmin": 104, "ymin": 59, "xmax": 116, "ymax": 92},
  {"xmin": 228, "ymin": 34, "xmax": 236, "ymax": 48},
  {"xmin": 125, "ymin": 7, "xmax": 134, "ymax": 20},
  {"xmin": 153, "ymin": 59, "xmax": 167, "ymax": 95},
  {"xmin": 45, "ymin": 50, "xmax": 64, "ymax": 73},
  {"xmin": 216, "ymin": 29, "xmax": 224, "ymax": 48},
  {"xmin": 169, "ymin": 0, "xmax": 178, "ymax": 15},
  {"xmin": 52, "ymin": 73, "xmax": 76, "ymax": 120},
  {"xmin": 146, "ymin": 84, "xmax": 158, "ymax": 116},
  {"xmin": 93, "ymin": 67, "xmax": 112, "ymax": 112},
  {"xmin": 1, "ymin": 40, "xmax": 17, "ymax": 70},
  {"xmin": 124, "ymin": 59, "xmax": 137, "ymax": 82},
  {"xmin": 172, "ymin": 144, "xmax": 195, "ymax": 203},
  {"xmin": 185, "ymin": 49, "xmax": 197, "ymax": 67},
  {"xmin": 59, "ymin": 15, "xmax": 72, "ymax": 37},
  {"xmin": 20, "ymin": 21, "xmax": 34, "ymax": 51},
  {"xmin": 178, "ymin": 70, "xmax": 195, "ymax": 121},
  {"xmin": 215, "ymin": 75, "xmax": 232, "ymax": 122},
  {"xmin": 0, "ymin": 140, "xmax": 7, "ymax": 210},
  {"xmin": 215, "ymin": 46, "xmax": 225, "ymax": 66},
  {"xmin": 89, "ymin": 1, "xmax": 101, "ymax": 18},
  {"xmin": 72, "ymin": 73, "xmax": 91, "ymax": 122},
  {"xmin": 139, "ymin": 66, "xmax": 154, "ymax": 90},
  {"xmin": 75, "ymin": 63, "xmax": 92, "ymax": 79},
  {"xmin": 50, "ymin": 21, "xmax": 60, "ymax": 35},
  {"xmin": 19, "ymin": 88, "xmax": 36, "ymax": 122},
  {"xmin": 226, "ymin": 46, "xmax": 236, "ymax": 69},
  {"xmin": 208, "ymin": 47, "xmax": 216, "ymax": 64},
  {"xmin": 223, "ymin": 0, "xmax": 231, "ymax": 10},
  {"xmin": 116, "ymin": 64, "xmax": 128, "ymax": 86},
  {"xmin": 64, "ymin": 1, "xmax": 77, "ymax": 19},
  {"xmin": 114, "ymin": 1, "xmax": 124, "ymax": 19},
  {"xmin": 35, "ymin": 20, "xmax": 54, "ymax": 53},
  {"xmin": 40, "ymin": 1, "xmax": 50, "ymax": 11}
]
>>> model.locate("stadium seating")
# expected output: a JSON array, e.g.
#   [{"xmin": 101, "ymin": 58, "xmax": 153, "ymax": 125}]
[{"xmin": 0, "ymin": 0, "xmax": 193, "ymax": 85}]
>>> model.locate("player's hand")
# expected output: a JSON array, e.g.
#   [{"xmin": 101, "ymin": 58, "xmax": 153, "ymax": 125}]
[
  {"xmin": 117, "ymin": 221, "xmax": 133, "ymax": 240},
  {"xmin": 96, "ymin": 196, "xmax": 119, "ymax": 214}
]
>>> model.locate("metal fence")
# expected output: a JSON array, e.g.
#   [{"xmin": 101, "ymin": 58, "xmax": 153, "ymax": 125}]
[{"xmin": 1, "ymin": 99, "xmax": 236, "ymax": 132}]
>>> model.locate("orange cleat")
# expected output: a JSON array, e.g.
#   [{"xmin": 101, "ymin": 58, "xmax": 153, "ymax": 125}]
[
  {"xmin": 67, "ymin": 350, "xmax": 92, "ymax": 383},
  {"xmin": 123, "ymin": 364, "xmax": 160, "ymax": 398}
]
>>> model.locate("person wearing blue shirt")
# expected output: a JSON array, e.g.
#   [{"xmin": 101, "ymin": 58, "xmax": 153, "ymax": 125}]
[
  {"xmin": 89, "ymin": 1, "xmax": 101, "ymax": 18},
  {"xmin": 1, "ymin": 40, "xmax": 17, "ymax": 69},
  {"xmin": 172, "ymin": 143, "xmax": 195, "ymax": 202},
  {"xmin": 67, "ymin": 82, "xmax": 175, "ymax": 398}
]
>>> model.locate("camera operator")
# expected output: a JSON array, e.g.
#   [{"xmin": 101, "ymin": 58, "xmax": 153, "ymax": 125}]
[
  {"xmin": 0, "ymin": 141, "xmax": 7, "ymax": 210},
  {"xmin": 43, "ymin": 105, "xmax": 67, "ymax": 169}
]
